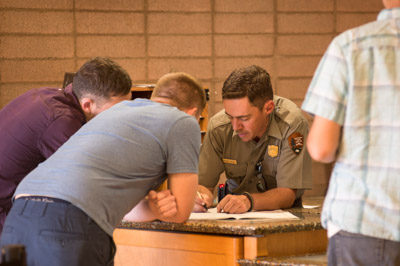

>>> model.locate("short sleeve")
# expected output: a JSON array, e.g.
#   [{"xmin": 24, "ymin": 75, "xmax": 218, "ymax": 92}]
[
  {"xmin": 302, "ymin": 37, "xmax": 348, "ymax": 125},
  {"xmin": 275, "ymin": 119, "xmax": 312, "ymax": 189},
  {"xmin": 198, "ymin": 117, "xmax": 226, "ymax": 188},
  {"xmin": 165, "ymin": 117, "xmax": 201, "ymax": 174}
]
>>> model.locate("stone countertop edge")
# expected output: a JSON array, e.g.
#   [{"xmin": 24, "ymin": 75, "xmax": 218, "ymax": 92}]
[{"xmin": 117, "ymin": 205, "xmax": 324, "ymax": 236}]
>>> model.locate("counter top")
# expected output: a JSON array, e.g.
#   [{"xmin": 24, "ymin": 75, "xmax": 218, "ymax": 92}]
[
  {"xmin": 118, "ymin": 197, "xmax": 324, "ymax": 236},
  {"xmin": 237, "ymin": 253, "xmax": 327, "ymax": 266}
]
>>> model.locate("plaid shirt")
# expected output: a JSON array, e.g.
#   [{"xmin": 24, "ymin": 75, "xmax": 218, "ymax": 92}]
[{"xmin": 302, "ymin": 8, "xmax": 400, "ymax": 242}]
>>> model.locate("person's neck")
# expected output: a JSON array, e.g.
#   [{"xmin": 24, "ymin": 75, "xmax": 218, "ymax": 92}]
[
  {"xmin": 151, "ymin": 97, "xmax": 173, "ymax": 106},
  {"xmin": 255, "ymin": 113, "xmax": 273, "ymax": 141}
]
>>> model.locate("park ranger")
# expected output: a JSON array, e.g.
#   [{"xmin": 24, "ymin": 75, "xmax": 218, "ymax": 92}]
[{"xmin": 194, "ymin": 65, "xmax": 312, "ymax": 214}]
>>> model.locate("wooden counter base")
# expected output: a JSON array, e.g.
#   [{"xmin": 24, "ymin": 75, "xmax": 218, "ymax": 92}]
[{"xmin": 113, "ymin": 228, "xmax": 327, "ymax": 266}]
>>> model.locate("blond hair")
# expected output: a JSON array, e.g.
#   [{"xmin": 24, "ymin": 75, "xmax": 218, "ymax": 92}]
[{"xmin": 151, "ymin": 72, "xmax": 206, "ymax": 117}]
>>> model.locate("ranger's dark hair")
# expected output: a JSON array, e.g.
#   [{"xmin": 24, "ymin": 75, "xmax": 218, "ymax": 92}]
[{"xmin": 222, "ymin": 65, "xmax": 273, "ymax": 110}]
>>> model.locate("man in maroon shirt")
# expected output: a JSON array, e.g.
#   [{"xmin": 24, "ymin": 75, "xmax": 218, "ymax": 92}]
[{"xmin": 0, "ymin": 57, "xmax": 132, "ymax": 236}]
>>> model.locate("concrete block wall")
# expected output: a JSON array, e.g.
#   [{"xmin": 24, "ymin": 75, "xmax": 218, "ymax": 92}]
[{"xmin": 0, "ymin": 0, "xmax": 384, "ymax": 196}]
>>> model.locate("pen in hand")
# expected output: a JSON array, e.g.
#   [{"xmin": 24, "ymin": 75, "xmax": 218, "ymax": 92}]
[{"xmin": 196, "ymin": 191, "xmax": 208, "ymax": 211}]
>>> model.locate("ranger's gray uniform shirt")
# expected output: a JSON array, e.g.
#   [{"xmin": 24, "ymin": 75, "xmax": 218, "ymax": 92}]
[{"xmin": 199, "ymin": 96, "xmax": 312, "ymax": 205}]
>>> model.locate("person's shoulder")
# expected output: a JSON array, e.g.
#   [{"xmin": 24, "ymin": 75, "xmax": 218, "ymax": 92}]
[
  {"xmin": 333, "ymin": 13, "xmax": 390, "ymax": 49},
  {"xmin": 49, "ymin": 87, "xmax": 84, "ymax": 118},
  {"xmin": 160, "ymin": 103, "xmax": 195, "ymax": 121},
  {"xmin": 208, "ymin": 109, "xmax": 231, "ymax": 129},
  {"xmin": 273, "ymin": 95, "xmax": 307, "ymax": 126},
  {"xmin": 8, "ymin": 87, "xmax": 58, "ymax": 102},
  {"xmin": 4, "ymin": 86, "xmax": 73, "ymax": 116},
  {"xmin": 155, "ymin": 103, "xmax": 200, "ymax": 128},
  {"xmin": 167, "ymin": 111, "xmax": 201, "ymax": 144}
]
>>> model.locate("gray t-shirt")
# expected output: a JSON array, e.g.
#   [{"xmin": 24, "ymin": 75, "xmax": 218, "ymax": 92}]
[{"xmin": 15, "ymin": 99, "xmax": 201, "ymax": 236}]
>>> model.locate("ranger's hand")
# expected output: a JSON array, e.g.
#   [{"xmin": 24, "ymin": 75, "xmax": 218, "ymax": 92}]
[
  {"xmin": 192, "ymin": 192, "xmax": 211, "ymax": 212},
  {"xmin": 217, "ymin": 194, "xmax": 250, "ymax": 214}
]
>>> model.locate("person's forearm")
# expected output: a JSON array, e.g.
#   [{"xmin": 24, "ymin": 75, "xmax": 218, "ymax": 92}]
[
  {"xmin": 251, "ymin": 188, "xmax": 296, "ymax": 210},
  {"xmin": 124, "ymin": 199, "xmax": 189, "ymax": 224},
  {"xmin": 124, "ymin": 196, "xmax": 184, "ymax": 223},
  {"xmin": 307, "ymin": 139, "xmax": 337, "ymax": 163},
  {"xmin": 123, "ymin": 199, "xmax": 156, "ymax": 222},
  {"xmin": 307, "ymin": 116, "xmax": 341, "ymax": 163},
  {"xmin": 158, "ymin": 211, "xmax": 188, "ymax": 223},
  {"xmin": 164, "ymin": 173, "xmax": 198, "ymax": 223}
]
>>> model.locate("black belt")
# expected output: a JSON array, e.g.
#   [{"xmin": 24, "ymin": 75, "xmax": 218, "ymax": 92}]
[{"xmin": 19, "ymin": 196, "xmax": 69, "ymax": 204}]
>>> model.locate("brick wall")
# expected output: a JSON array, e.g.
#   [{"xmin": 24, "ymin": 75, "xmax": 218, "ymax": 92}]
[{"xmin": 0, "ymin": 0, "xmax": 384, "ymax": 196}]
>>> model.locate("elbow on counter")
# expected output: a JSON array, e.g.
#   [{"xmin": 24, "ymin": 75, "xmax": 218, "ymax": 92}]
[
  {"xmin": 161, "ymin": 211, "xmax": 192, "ymax": 224},
  {"xmin": 171, "ymin": 217, "xmax": 189, "ymax": 224}
]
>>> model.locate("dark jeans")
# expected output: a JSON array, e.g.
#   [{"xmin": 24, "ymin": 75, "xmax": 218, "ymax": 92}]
[
  {"xmin": 328, "ymin": 230, "xmax": 400, "ymax": 266},
  {"xmin": 0, "ymin": 197, "xmax": 115, "ymax": 266},
  {"xmin": 0, "ymin": 210, "xmax": 6, "ymax": 239}
]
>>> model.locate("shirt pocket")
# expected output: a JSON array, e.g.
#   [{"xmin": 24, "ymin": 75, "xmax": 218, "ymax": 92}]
[
  {"xmin": 224, "ymin": 162, "xmax": 247, "ymax": 186},
  {"xmin": 262, "ymin": 155, "xmax": 278, "ymax": 190},
  {"xmin": 262, "ymin": 151, "xmax": 279, "ymax": 176}
]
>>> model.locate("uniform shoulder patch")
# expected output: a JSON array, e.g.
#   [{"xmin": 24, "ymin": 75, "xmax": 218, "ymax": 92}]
[{"xmin": 288, "ymin": 132, "xmax": 303, "ymax": 155}]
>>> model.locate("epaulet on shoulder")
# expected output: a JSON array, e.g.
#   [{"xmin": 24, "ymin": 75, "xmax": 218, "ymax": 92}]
[
  {"xmin": 209, "ymin": 109, "xmax": 231, "ymax": 128},
  {"xmin": 273, "ymin": 96, "xmax": 306, "ymax": 125}
]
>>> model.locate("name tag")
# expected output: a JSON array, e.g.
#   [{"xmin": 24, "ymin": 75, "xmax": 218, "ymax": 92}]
[{"xmin": 222, "ymin": 158, "xmax": 237, "ymax": 165}]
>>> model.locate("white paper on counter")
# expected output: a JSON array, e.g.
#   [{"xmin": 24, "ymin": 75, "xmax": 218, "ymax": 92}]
[{"xmin": 189, "ymin": 208, "xmax": 299, "ymax": 220}]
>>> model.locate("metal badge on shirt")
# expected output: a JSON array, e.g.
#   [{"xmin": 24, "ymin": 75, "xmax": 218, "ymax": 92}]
[
  {"xmin": 268, "ymin": 145, "xmax": 279, "ymax": 158},
  {"xmin": 288, "ymin": 132, "xmax": 303, "ymax": 155}
]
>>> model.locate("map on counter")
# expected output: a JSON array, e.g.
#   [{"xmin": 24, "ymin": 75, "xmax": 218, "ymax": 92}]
[{"xmin": 189, "ymin": 208, "xmax": 299, "ymax": 221}]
